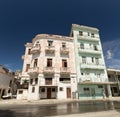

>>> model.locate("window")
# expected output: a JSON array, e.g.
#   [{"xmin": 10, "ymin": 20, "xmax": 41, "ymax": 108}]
[
  {"xmin": 80, "ymin": 43, "xmax": 84, "ymax": 49},
  {"xmin": 94, "ymin": 45, "xmax": 98, "ymax": 51},
  {"xmin": 88, "ymin": 32, "xmax": 90, "ymax": 36},
  {"xmin": 52, "ymin": 88, "xmax": 56, "ymax": 92},
  {"xmin": 62, "ymin": 42, "xmax": 66, "ymax": 48},
  {"xmin": 98, "ymin": 85, "xmax": 103, "ymax": 88},
  {"xmin": 59, "ymin": 87, "xmax": 63, "ymax": 91},
  {"xmin": 95, "ymin": 57, "xmax": 99, "ymax": 65},
  {"xmin": 34, "ymin": 59, "xmax": 38, "ymax": 68},
  {"xmin": 79, "ymin": 31, "xmax": 83, "ymax": 36},
  {"xmin": 28, "ymin": 49, "xmax": 31, "ymax": 55},
  {"xmin": 26, "ymin": 64, "xmax": 30, "ymax": 72},
  {"xmin": 9, "ymin": 80, "xmax": 12, "ymax": 87},
  {"xmin": 45, "ymin": 78, "xmax": 52, "ymax": 85},
  {"xmin": 92, "ymin": 57, "xmax": 94, "ymax": 63},
  {"xmin": 82, "ymin": 56, "xmax": 86, "ymax": 64},
  {"xmin": 19, "ymin": 90, "xmax": 23, "ymax": 94},
  {"xmin": 32, "ymin": 87, "xmax": 35, "ymax": 93},
  {"xmin": 62, "ymin": 59, "xmax": 67, "ymax": 67},
  {"xmin": 83, "ymin": 88, "xmax": 90, "ymax": 94},
  {"xmin": 48, "ymin": 40, "xmax": 53, "ymax": 47},
  {"xmin": 35, "ymin": 78, "xmax": 38, "ymax": 85},
  {"xmin": 30, "ymin": 79, "xmax": 33, "ymax": 85},
  {"xmin": 113, "ymin": 87, "xmax": 118, "ymax": 93},
  {"xmin": 41, "ymin": 88, "xmax": 45, "ymax": 92},
  {"xmin": 47, "ymin": 59, "xmax": 52, "ymax": 67},
  {"xmin": 91, "ymin": 33, "xmax": 95, "ymax": 38},
  {"xmin": 60, "ymin": 78, "xmax": 70, "ymax": 82}
]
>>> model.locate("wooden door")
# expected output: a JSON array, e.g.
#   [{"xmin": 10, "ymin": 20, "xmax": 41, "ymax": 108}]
[
  {"xmin": 67, "ymin": 88, "xmax": 71, "ymax": 98},
  {"xmin": 47, "ymin": 88, "xmax": 51, "ymax": 99}
]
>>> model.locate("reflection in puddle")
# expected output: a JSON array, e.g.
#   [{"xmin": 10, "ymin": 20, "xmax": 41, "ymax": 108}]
[{"xmin": 0, "ymin": 101, "xmax": 119, "ymax": 117}]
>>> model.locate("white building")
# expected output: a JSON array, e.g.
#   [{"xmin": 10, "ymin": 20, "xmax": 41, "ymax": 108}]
[
  {"xmin": 107, "ymin": 68, "xmax": 120, "ymax": 96},
  {"xmin": 70, "ymin": 24, "xmax": 112, "ymax": 100},
  {"xmin": 17, "ymin": 34, "xmax": 77, "ymax": 100},
  {"xmin": 0, "ymin": 65, "xmax": 14, "ymax": 99}
]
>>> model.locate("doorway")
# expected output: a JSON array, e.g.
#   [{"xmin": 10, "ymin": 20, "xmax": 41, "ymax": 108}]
[
  {"xmin": 66, "ymin": 88, "xmax": 71, "ymax": 98},
  {"xmin": 47, "ymin": 88, "xmax": 51, "ymax": 99}
]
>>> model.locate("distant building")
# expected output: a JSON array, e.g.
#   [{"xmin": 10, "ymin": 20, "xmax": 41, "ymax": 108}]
[
  {"xmin": 0, "ymin": 65, "xmax": 14, "ymax": 99},
  {"xmin": 17, "ymin": 34, "xmax": 77, "ymax": 100},
  {"xmin": 70, "ymin": 24, "xmax": 112, "ymax": 100},
  {"xmin": 107, "ymin": 68, "xmax": 120, "ymax": 96}
]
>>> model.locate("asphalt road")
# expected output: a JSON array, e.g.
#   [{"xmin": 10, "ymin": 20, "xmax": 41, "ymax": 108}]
[{"xmin": 0, "ymin": 101, "xmax": 119, "ymax": 117}]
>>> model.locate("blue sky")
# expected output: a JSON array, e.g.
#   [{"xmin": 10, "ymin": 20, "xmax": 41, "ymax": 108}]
[{"xmin": 0, "ymin": 0, "xmax": 120, "ymax": 71}]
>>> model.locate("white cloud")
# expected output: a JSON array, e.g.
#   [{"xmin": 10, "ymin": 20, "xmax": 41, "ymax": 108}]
[
  {"xmin": 102, "ymin": 39, "xmax": 120, "ymax": 69},
  {"xmin": 106, "ymin": 50, "xmax": 113, "ymax": 59}
]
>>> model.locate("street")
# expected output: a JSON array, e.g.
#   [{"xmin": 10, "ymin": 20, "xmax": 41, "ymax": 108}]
[{"xmin": 0, "ymin": 101, "xmax": 119, "ymax": 117}]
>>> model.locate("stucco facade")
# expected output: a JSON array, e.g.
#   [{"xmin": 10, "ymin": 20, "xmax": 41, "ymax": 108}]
[
  {"xmin": 0, "ymin": 65, "xmax": 14, "ymax": 99},
  {"xmin": 107, "ymin": 68, "xmax": 120, "ymax": 96},
  {"xmin": 70, "ymin": 24, "xmax": 112, "ymax": 100},
  {"xmin": 17, "ymin": 34, "xmax": 77, "ymax": 100}
]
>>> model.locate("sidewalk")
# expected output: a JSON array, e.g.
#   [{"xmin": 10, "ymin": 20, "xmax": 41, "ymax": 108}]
[
  {"xmin": 0, "ymin": 97, "xmax": 120, "ymax": 106},
  {"xmin": 49, "ymin": 110, "xmax": 120, "ymax": 117}
]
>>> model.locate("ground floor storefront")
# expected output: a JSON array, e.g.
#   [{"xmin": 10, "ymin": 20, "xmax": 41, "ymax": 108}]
[{"xmin": 78, "ymin": 84, "xmax": 112, "ymax": 100}]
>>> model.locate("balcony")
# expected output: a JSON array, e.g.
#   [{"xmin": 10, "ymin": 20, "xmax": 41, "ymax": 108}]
[
  {"xmin": 31, "ymin": 45, "xmax": 41, "ymax": 54},
  {"xmin": 79, "ymin": 77, "xmax": 112, "ymax": 84},
  {"xmin": 60, "ymin": 47, "xmax": 69, "ymax": 55},
  {"xmin": 43, "ymin": 67, "xmax": 54, "ymax": 74},
  {"xmin": 78, "ymin": 47, "xmax": 101, "ymax": 55},
  {"xmin": 80, "ymin": 63, "xmax": 105, "ymax": 70},
  {"xmin": 45, "ymin": 46, "xmax": 55, "ymax": 55},
  {"xmin": 28, "ymin": 67, "xmax": 39, "ymax": 77},
  {"xmin": 60, "ymin": 67, "xmax": 70, "ymax": 74},
  {"xmin": 77, "ymin": 35, "xmax": 99, "ymax": 42}
]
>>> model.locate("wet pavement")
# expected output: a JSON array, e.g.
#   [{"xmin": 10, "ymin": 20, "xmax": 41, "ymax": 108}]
[{"xmin": 0, "ymin": 101, "xmax": 120, "ymax": 117}]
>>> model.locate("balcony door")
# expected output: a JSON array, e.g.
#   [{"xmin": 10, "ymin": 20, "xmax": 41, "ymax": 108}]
[
  {"xmin": 62, "ymin": 59, "xmax": 67, "ymax": 67},
  {"xmin": 47, "ymin": 59, "xmax": 52, "ymax": 67},
  {"xmin": 47, "ymin": 88, "xmax": 51, "ymax": 99}
]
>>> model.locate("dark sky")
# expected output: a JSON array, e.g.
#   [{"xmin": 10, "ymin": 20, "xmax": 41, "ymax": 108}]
[{"xmin": 0, "ymin": 0, "xmax": 120, "ymax": 71}]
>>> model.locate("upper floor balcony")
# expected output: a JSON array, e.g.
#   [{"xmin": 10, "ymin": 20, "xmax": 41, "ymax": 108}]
[
  {"xmin": 79, "ymin": 76, "xmax": 111, "ymax": 84},
  {"xmin": 45, "ymin": 46, "xmax": 55, "ymax": 55},
  {"xmin": 31, "ymin": 44, "xmax": 41, "ymax": 54},
  {"xmin": 80, "ymin": 63, "xmax": 105, "ymax": 70},
  {"xmin": 60, "ymin": 67, "xmax": 70, "ymax": 74},
  {"xmin": 43, "ymin": 67, "xmax": 54, "ymax": 74},
  {"xmin": 28, "ymin": 67, "xmax": 39, "ymax": 77},
  {"xmin": 77, "ymin": 35, "xmax": 99, "ymax": 42},
  {"xmin": 60, "ymin": 47, "xmax": 69, "ymax": 55},
  {"xmin": 78, "ymin": 47, "xmax": 102, "ymax": 55}
]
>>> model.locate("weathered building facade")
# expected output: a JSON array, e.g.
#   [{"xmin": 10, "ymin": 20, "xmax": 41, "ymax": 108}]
[
  {"xmin": 17, "ymin": 34, "xmax": 77, "ymax": 100},
  {"xmin": 0, "ymin": 65, "xmax": 14, "ymax": 99}
]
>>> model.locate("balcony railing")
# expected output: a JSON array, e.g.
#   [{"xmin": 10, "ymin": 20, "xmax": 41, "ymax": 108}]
[
  {"xmin": 60, "ymin": 67, "xmax": 70, "ymax": 74},
  {"xmin": 43, "ymin": 67, "xmax": 54, "ymax": 74},
  {"xmin": 45, "ymin": 46, "xmax": 55, "ymax": 54},
  {"xmin": 79, "ymin": 77, "xmax": 112, "ymax": 84},
  {"xmin": 78, "ymin": 47, "xmax": 101, "ymax": 55},
  {"xmin": 60, "ymin": 47, "xmax": 69, "ymax": 55},
  {"xmin": 77, "ymin": 35, "xmax": 99, "ymax": 42},
  {"xmin": 80, "ymin": 63, "xmax": 105, "ymax": 70},
  {"xmin": 28, "ymin": 67, "xmax": 39, "ymax": 76},
  {"xmin": 31, "ymin": 45, "xmax": 41, "ymax": 54}
]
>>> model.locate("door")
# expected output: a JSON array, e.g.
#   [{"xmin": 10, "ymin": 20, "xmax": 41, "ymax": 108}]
[
  {"xmin": 47, "ymin": 88, "xmax": 51, "ymax": 99},
  {"xmin": 67, "ymin": 88, "xmax": 71, "ymax": 98}
]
